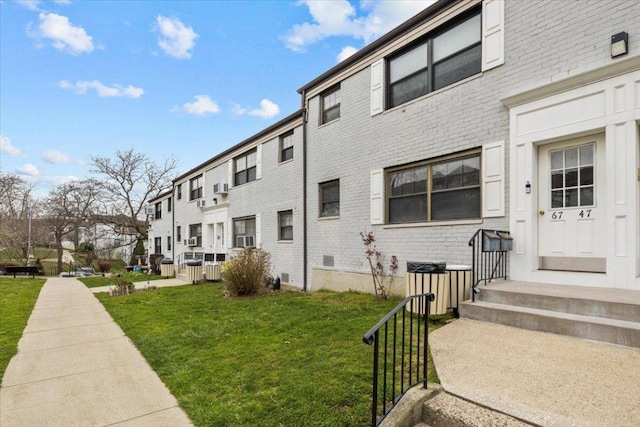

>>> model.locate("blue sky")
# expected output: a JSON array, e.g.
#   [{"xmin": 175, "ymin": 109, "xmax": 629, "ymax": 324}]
[{"xmin": 1, "ymin": 0, "xmax": 433, "ymax": 195}]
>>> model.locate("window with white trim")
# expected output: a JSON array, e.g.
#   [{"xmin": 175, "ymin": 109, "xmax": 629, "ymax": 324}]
[
  {"xmin": 167, "ymin": 236, "xmax": 172, "ymax": 251},
  {"xmin": 154, "ymin": 237, "xmax": 162, "ymax": 254},
  {"xmin": 177, "ymin": 184, "xmax": 182, "ymax": 200},
  {"xmin": 321, "ymin": 85, "xmax": 341, "ymax": 124},
  {"xmin": 234, "ymin": 150, "xmax": 257, "ymax": 186},
  {"xmin": 387, "ymin": 153, "xmax": 480, "ymax": 223},
  {"xmin": 176, "ymin": 226, "xmax": 181, "ymax": 242},
  {"xmin": 154, "ymin": 202, "xmax": 162, "ymax": 220},
  {"xmin": 233, "ymin": 217, "xmax": 256, "ymax": 248},
  {"xmin": 278, "ymin": 210, "xmax": 293, "ymax": 241},
  {"xmin": 387, "ymin": 9, "xmax": 481, "ymax": 109}
]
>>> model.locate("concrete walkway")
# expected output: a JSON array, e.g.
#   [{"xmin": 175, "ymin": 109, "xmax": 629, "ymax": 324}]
[
  {"xmin": 90, "ymin": 278, "xmax": 191, "ymax": 294},
  {"xmin": 0, "ymin": 277, "xmax": 193, "ymax": 427},
  {"xmin": 430, "ymin": 318, "xmax": 640, "ymax": 427}
]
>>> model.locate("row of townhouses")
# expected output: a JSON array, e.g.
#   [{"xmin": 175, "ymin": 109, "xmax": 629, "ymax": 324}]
[{"xmin": 148, "ymin": 0, "xmax": 640, "ymax": 295}]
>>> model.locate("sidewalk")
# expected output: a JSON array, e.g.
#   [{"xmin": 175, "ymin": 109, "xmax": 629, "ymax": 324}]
[
  {"xmin": 429, "ymin": 318, "xmax": 640, "ymax": 427},
  {"xmin": 90, "ymin": 277, "xmax": 191, "ymax": 294},
  {"xmin": 0, "ymin": 277, "xmax": 193, "ymax": 427}
]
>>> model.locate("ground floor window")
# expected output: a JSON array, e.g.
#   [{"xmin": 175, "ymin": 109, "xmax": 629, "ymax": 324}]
[
  {"xmin": 233, "ymin": 217, "xmax": 256, "ymax": 248},
  {"xmin": 387, "ymin": 152, "xmax": 480, "ymax": 223},
  {"xmin": 189, "ymin": 223, "xmax": 202, "ymax": 247},
  {"xmin": 154, "ymin": 237, "xmax": 162, "ymax": 254},
  {"xmin": 320, "ymin": 180, "xmax": 340, "ymax": 217},
  {"xmin": 278, "ymin": 210, "xmax": 293, "ymax": 240}
]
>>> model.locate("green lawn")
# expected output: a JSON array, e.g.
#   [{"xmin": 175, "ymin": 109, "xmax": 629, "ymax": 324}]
[
  {"xmin": 97, "ymin": 283, "xmax": 447, "ymax": 427},
  {"xmin": 0, "ymin": 277, "xmax": 45, "ymax": 382}
]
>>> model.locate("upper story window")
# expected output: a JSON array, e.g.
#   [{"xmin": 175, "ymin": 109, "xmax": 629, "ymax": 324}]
[
  {"xmin": 176, "ymin": 225, "xmax": 182, "ymax": 242},
  {"xmin": 387, "ymin": 152, "xmax": 480, "ymax": 223},
  {"xmin": 321, "ymin": 85, "xmax": 341, "ymax": 124},
  {"xmin": 278, "ymin": 210, "xmax": 293, "ymax": 241},
  {"xmin": 190, "ymin": 175, "xmax": 203, "ymax": 201},
  {"xmin": 154, "ymin": 202, "xmax": 162, "ymax": 220},
  {"xmin": 233, "ymin": 217, "xmax": 256, "ymax": 248},
  {"xmin": 319, "ymin": 180, "xmax": 340, "ymax": 218},
  {"xmin": 387, "ymin": 10, "xmax": 481, "ymax": 109},
  {"xmin": 235, "ymin": 150, "xmax": 257, "ymax": 186},
  {"xmin": 177, "ymin": 184, "xmax": 182, "ymax": 200},
  {"xmin": 167, "ymin": 197, "xmax": 172, "ymax": 212},
  {"xmin": 280, "ymin": 131, "xmax": 294, "ymax": 163}
]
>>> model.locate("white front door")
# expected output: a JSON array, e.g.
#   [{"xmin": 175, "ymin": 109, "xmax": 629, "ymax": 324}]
[{"xmin": 537, "ymin": 135, "xmax": 606, "ymax": 272}]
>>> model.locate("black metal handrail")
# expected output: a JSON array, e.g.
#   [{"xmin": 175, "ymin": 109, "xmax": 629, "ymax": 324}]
[
  {"xmin": 362, "ymin": 292, "xmax": 435, "ymax": 427},
  {"xmin": 468, "ymin": 229, "xmax": 511, "ymax": 301}
]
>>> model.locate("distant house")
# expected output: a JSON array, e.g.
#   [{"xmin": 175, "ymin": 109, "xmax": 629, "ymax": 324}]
[{"xmin": 148, "ymin": 0, "xmax": 640, "ymax": 293}]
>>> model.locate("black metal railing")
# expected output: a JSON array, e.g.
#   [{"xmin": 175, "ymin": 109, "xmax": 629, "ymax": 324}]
[
  {"xmin": 362, "ymin": 292, "xmax": 435, "ymax": 427},
  {"xmin": 468, "ymin": 229, "xmax": 512, "ymax": 301}
]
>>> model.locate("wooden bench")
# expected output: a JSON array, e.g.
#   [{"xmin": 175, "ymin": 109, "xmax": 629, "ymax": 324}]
[{"xmin": 5, "ymin": 266, "xmax": 39, "ymax": 278}]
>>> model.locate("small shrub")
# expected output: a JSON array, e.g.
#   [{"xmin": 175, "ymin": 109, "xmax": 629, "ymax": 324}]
[
  {"xmin": 222, "ymin": 248, "xmax": 271, "ymax": 297},
  {"xmin": 97, "ymin": 260, "xmax": 112, "ymax": 273},
  {"xmin": 360, "ymin": 231, "xmax": 399, "ymax": 300},
  {"xmin": 110, "ymin": 274, "xmax": 134, "ymax": 296}
]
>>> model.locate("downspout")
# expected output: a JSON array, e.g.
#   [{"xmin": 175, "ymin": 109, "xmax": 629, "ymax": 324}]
[{"xmin": 302, "ymin": 91, "xmax": 308, "ymax": 292}]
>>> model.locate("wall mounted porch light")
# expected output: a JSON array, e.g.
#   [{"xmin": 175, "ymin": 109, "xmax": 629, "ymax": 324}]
[{"xmin": 611, "ymin": 32, "xmax": 628, "ymax": 58}]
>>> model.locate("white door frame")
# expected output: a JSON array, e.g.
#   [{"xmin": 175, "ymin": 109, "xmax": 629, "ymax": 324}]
[{"xmin": 505, "ymin": 62, "xmax": 640, "ymax": 290}]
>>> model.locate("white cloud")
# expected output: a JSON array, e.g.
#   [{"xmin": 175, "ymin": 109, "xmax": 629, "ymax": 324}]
[
  {"xmin": 0, "ymin": 135, "xmax": 22, "ymax": 157},
  {"xmin": 230, "ymin": 103, "xmax": 247, "ymax": 116},
  {"xmin": 17, "ymin": 163, "xmax": 40, "ymax": 177},
  {"xmin": 156, "ymin": 15, "xmax": 198, "ymax": 59},
  {"xmin": 17, "ymin": 1, "xmax": 42, "ymax": 11},
  {"xmin": 59, "ymin": 80, "xmax": 144, "ymax": 98},
  {"xmin": 337, "ymin": 45, "xmax": 359, "ymax": 62},
  {"xmin": 180, "ymin": 95, "xmax": 220, "ymax": 116},
  {"xmin": 282, "ymin": 0, "xmax": 435, "ymax": 52},
  {"xmin": 54, "ymin": 0, "xmax": 73, "ymax": 5},
  {"xmin": 248, "ymin": 99, "xmax": 280, "ymax": 119},
  {"xmin": 28, "ymin": 12, "xmax": 94, "ymax": 55},
  {"xmin": 42, "ymin": 149, "xmax": 73, "ymax": 164}
]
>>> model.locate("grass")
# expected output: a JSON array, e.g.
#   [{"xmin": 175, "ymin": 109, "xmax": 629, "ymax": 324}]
[
  {"xmin": 78, "ymin": 273, "xmax": 165, "ymax": 288},
  {"xmin": 0, "ymin": 277, "xmax": 45, "ymax": 381},
  {"xmin": 97, "ymin": 283, "xmax": 449, "ymax": 427}
]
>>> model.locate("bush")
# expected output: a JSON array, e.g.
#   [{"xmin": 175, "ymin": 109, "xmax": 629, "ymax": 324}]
[
  {"xmin": 97, "ymin": 260, "xmax": 112, "ymax": 273},
  {"xmin": 222, "ymin": 248, "xmax": 271, "ymax": 297},
  {"xmin": 110, "ymin": 274, "xmax": 134, "ymax": 296}
]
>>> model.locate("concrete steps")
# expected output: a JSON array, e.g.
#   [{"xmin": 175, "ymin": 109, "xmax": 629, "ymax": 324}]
[{"xmin": 460, "ymin": 281, "xmax": 640, "ymax": 347}]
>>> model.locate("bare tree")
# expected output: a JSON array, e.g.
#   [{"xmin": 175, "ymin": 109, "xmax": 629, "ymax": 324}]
[
  {"xmin": 90, "ymin": 149, "xmax": 177, "ymax": 244},
  {"xmin": 0, "ymin": 173, "xmax": 39, "ymax": 265},
  {"xmin": 42, "ymin": 180, "xmax": 100, "ymax": 272}
]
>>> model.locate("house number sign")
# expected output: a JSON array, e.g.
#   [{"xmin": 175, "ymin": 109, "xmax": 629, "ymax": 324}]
[{"xmin": 550, "ymin": 209, "xmax": 592, "ymax": 220}]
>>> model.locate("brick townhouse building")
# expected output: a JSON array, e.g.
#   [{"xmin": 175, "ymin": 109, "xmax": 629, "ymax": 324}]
[{"xmin": 149, "ymin": 0, "xmax": 640, "ymax": 294}]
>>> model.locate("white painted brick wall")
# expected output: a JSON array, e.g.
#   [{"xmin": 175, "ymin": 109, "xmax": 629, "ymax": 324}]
[
  {"xmin": 227, "ymin": 125, "xmax": 305, "ymax": 288},
  {"xmin": 303, "ymin": 0, "xmax": 640, "ymax": 289}
]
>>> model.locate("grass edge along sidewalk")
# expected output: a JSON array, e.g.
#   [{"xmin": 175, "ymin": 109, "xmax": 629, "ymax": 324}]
[
  {"xmin": 0, "ymin": 278, "xmax": 45, "ymax": 382},
  {"xmin": 97, "ymin": 283, "xmax": 449, "ymax": 427}
]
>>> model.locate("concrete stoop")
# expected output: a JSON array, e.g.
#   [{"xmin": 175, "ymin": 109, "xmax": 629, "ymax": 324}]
[
  {"xmin": 380, "ymin": 385, "xmax": 534, "ymax": 427},
  {"xmin": 419, "ymin": 392, "xmax": 535, "ymax": 427},
  {"xmin": 459, "ymin": 281, "xmax": 640, "ymax": 347}
]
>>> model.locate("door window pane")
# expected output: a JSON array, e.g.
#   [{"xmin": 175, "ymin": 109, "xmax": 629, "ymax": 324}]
[{"xmin": 549, "ymin": 144, "xmax": 595, "ymax": 208}]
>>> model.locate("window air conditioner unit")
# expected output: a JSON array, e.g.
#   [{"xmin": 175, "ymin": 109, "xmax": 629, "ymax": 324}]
[
  {"xmin": 214, "ymin": 183, "xmax": 228, "ymax": 194},
  {"xmin": 197, "ymin": 199, "xmax": 206, "ymax": 208},
  {"xmin": 187, "ymin": 237, "xmax": 197, "ymax": 247},
  {"xmin": 236, "ymin": 235, "xmax": 255, "ymax": 248},
  {"xmin": 146, "ymin": 207, "xmax": 155, "ymax": 215}
]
